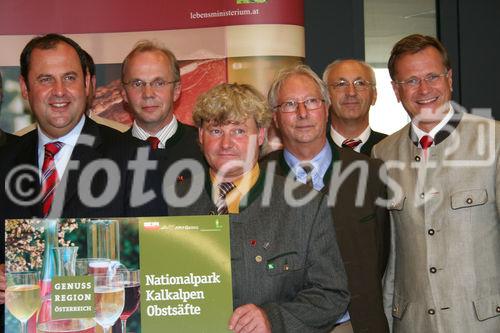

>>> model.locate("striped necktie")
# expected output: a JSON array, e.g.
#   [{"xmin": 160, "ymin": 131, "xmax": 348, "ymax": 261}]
[
  {"xmin": 342, "ymin": 138, "xmax": 362, "ymax": 149},
  {"xmin": 216, "ymin": 182, "xmax": 236, "ymax": 215},
  {"xmin": 41, "ymin": 141, "xmax": 64, "ymax": 217}
]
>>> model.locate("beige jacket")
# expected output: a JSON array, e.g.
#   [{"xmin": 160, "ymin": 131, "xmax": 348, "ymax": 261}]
[{"xmin": 372, "ymin": 111, "xmax": 500, "ymax": 333}]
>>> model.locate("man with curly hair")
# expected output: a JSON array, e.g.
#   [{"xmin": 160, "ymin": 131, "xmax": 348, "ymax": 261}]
[{"xmin": 167, "ymin": 82, "xmax": 349, "ymax": 333}]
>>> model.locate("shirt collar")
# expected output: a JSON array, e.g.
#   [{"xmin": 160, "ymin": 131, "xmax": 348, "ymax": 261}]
[
  {"xmin": 283, "ymin": 143, "xmax": 332, "ymax": 191},
  {"xmin": 38, "ymin": 115, "xmax": 85, "ymax": 149},
  {"xmin": 131, "ymin": 116, "xmax": 178, "ymax": 148},
  {"xmin": 329, "ymin": 125, "xmax": 371, "ymax": 152},
  {"xmin": 411, "ymin": 103, "xmax": 454, "ymax": 147},
  {"xmin": 210, "ymin": 164, "xmax": 260, "ymax": 213}
]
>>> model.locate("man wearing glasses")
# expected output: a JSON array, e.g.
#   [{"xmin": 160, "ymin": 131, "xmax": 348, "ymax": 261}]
[
  {"xmin": 168, "ymin": 82, "xmax": 350, "ymax": 332},
  {"xmin": 121, "ymin": 41, "xmax": 203, "ymax": 165},
  {"xmin": 373, "ymin": 34, "xmax": 500, "ymax": 332},
  {"xmin": 323, "ymin": 59, "xmax": 386, "ymax": 156},
  {"xmin": 263, "ymin": 64, "xmax": 390, "ymax": 333}
]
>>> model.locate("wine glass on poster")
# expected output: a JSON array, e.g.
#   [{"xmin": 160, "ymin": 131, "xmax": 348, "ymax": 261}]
[
  {"xmin": 94, "ymin": 273, "xmax": 125, "ymax": 333},
  {"xmin": 5, "ymin": 271, "xmax": 41, "ymax": 333},
  {"xmin": 118, "ymin": 269, "xmax": 140, "ymax": 333}
]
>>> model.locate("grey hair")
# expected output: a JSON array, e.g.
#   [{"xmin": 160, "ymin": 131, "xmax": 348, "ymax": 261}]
[
  {"xmin": 322, "ymin": 59, "xmax": 377, "ymax": 86},
  {"xmin": 268, "ymin": 64, "xmax": 331, "ymax": 111}
]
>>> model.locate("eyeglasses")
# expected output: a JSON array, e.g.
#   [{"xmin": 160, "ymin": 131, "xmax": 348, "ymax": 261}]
[
  {"xmin": 122, "ymin": 79, "xmax": 178, "ymax": 90},
  {"xmin": 394, "ymin": 72, "xmax": 448, "ymax": 89},
  {"xmin": 329, "ymin": 79, "xmax": 374, "ymax": 91},
  {"xmin": 275, "ymin": 97, "xmax": 324, "ymax": 113}
]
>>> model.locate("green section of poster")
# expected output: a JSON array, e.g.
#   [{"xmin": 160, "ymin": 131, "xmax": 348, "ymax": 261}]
[
  {"xmin": 51, "ymin": 276, "xmax": 95, "ymax": 319},
  {"xmin": 138, "ymin": 215, "xmax": 233, "ymax": 333}
]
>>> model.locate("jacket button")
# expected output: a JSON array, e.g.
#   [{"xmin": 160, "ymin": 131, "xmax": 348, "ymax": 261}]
[
  {"xmin": 466, "ymin": 197, "xmax": 473, "ymax": 204},
  {"xmin": 415, "ymin": 156, "xmax": 421, "ymax": 162},
  {"xmin": 430, "ymin": 267, "xmax": 437, "ymax": 273},
  {"xmin": 496, "ymin": 306, "xmax": 500, "ymax": 313},
  {"xmin": 428, "ymin": 229, "xmax": 435, "ymax": 235},
  {"xmin": 428, "ymin": 309, "xmax": 435, "ymax": 315},
  {"xmin": 393, "ymin": 306, "xmax": 399, "ymax": 313},
  {"xmin": 420, "ymin": 193, "xmax": 425, "ymax": 199}
]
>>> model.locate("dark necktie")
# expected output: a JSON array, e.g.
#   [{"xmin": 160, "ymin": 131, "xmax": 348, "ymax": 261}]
[
  {"xmin": 342, "ymin": 138, "xmax": 362, "ymax": 149},
  {"xmin": 147, "ymin": 136, "xmax": 160, "ymax": 150},
  {"xmin": 41, "ymin": 141, "xmax": 64, "ymax": 217},
  {"xmin": 216, "ymin": 182, "xmax": 236, "ymax": 215},
  {"xmin": 300, "ymin": 162, "xmax": 314, "ymax": 187}
]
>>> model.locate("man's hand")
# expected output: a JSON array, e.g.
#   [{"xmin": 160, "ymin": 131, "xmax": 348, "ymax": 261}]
[
  {"xmin": 228, "ymin": 304, "xmax": 271, "ymax": 333},
  {"xmin": 0, "ymin": 264, "xmax": 6, "ymax": 304}
]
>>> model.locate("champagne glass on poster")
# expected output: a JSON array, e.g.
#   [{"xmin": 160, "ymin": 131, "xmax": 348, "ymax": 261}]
[
  {"xmin": 94, "ymin": 273, "xmax": 125, "ymax": 333},
  {"xmin": 118, "ymin": 269, "xmax": 140, "ymax": 333},
  {"xmin": 5, "ymin": 271, "xmax": 41, "ymax": 333}
]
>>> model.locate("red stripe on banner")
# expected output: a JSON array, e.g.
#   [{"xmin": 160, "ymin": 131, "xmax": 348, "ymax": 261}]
[{"xmin": 0, "ymin": 0, "xmax": 303, "ymax": 35}]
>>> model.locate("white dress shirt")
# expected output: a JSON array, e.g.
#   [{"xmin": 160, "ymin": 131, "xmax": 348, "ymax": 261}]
[
  {"xmin": 131, "ymin": 117, "xmax": 178, "ymax": 149},
  {"xmin": 411, "ymin": 103, "xmax": 454, "ymax": 148},
  {"xmin": 37, "ymin": 116, "xmax": 85, "ymax": 182}
]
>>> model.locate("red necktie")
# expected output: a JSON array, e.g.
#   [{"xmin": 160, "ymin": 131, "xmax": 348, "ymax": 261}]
[
  {"xmin": 41, "ymin": 141, "xmax": 64, "ymax": 217},
  {"xmin": 147, "ymin": 136, "xmax": 160, "ymax": 150},
  {"xmin": 342, "ymin": 138, "xmax": 362, "ymax": 149},
  {"xmin": 419, "ymin": 135, "xmax": 433, "ymax": 160},
  {"xmin": 419, "ymin": 135, "xmax": 434, "ymax": 150}
]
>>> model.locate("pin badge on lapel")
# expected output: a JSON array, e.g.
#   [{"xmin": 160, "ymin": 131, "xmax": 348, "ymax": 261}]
[{"xmin": 249, "ymin": 239, "xmax": 257, "ymax": 247}]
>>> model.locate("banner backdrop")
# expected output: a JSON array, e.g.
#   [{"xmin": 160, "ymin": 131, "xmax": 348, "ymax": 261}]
[{"xmin": 0, "ymin": 0, "xmax": 304, "ymax": 135}]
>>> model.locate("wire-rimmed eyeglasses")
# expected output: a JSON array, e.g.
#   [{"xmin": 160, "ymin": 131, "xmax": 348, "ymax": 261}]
[
  {"xmin": 274, "ymin": 97, "xmax": 324, "ymax": 113},
  {"xmin": 393, "ymin": 72, "xmax": 448, "ymax": 89},
  {"xmin": 328, "ymin": 79, "xmax": 374, "ymax": 91}
]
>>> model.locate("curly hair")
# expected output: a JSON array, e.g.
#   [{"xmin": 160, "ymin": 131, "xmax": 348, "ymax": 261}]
[{"xmin": 193, "ymin": 83, "xmax": 272, "ymax": 128}]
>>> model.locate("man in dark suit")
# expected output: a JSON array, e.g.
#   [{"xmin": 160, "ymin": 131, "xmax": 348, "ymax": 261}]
[
  {"xmin": 120, "ymin": 40, "xmax": 204, "ymax": 172},
  {"xmin": 264, "ymin": 64, "xmax": 389, "ymax": 333},
  {"xmin": 323, "ymin": 59, "xmax": 386, "ymax": 156},
  {"xmin": 0, "ymin": 34, "xmax": 166, "ymax": 223},
  {"xmin": 167, "ymin": 82, "xmax": 350, "ymax": 333}
]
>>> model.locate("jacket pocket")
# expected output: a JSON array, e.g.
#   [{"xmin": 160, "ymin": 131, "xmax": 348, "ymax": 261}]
[
  {"xmin": 265, "ymin": 251, "xmax": 304, "ymax": 276},
  {"xmin": 392, "ymin": 294, "xmax": 409, "ymax": 319},
  {"xmin": 451, "ymin": 189, "xmax": 488, "ymax": 210},
  {"xmin": 473, "ymin": 293, "xmax": 500, "ymax": 321}
]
